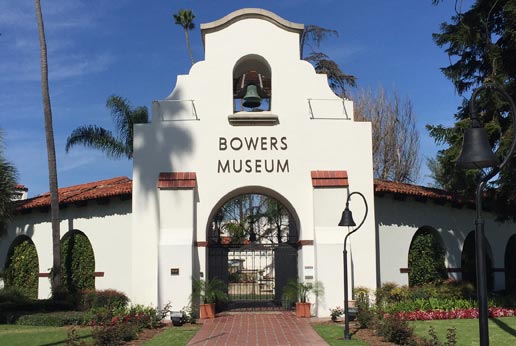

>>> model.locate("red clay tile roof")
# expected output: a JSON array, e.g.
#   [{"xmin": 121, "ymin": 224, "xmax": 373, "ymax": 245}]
[
  {"xmin": 15, "ymin": 176, "xmax": 132, "ymax": 212},
  {"xmin": 374, "ymin": 179, "xmax": 465, "ymax": 204},
  {"xmin": 15, "ymin": 184, "xmax": 28, "ymax": 192},
  {"xmin": 14, "ymin": 176, "xmax": 464, "ymax": 213}
]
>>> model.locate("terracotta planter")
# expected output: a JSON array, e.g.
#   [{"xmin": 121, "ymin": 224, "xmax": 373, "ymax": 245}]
[
  {"xmin": 200, "ymin": 303, "xmax": 216, "ymax": 319},
  {"xmin": 295, "ymin": 302, "xmax": 311, "ymax": 318}
]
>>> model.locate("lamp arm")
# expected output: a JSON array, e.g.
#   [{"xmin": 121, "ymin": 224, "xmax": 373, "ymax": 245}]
[{"xmin": 344, "ymin": 191, "xmax": 369, "ymax": 244}]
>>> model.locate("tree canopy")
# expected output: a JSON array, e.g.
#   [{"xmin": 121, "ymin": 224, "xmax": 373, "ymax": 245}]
[
  {"xmin": 355, "ymin": 86, "xmax": 420, "ymax": 183},
  {"xmin": 173, "ymin": 9, "xmax": 196, "ymax": 65},
  {"xmin": 0, "ymin": 130, "xmax": 18, "ymax": 226},
  {"xmin": 65, "ymin": 95, "xmax": 149, "ymax": 160},
  {"xmin": 427, "ymin": 0, "xmax": 516, "ymax": 218},
  {"xmin": 301, "ymin": 25, "xmax": 356, "ymax": 97}
]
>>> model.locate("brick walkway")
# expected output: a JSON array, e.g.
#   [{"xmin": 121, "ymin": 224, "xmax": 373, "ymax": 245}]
[{"xmin": 187, "ymin": 312, "xmax": 328, "ymax": 346}]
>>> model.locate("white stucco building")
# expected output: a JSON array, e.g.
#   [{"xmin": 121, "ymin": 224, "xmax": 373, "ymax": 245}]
[{"xmin": 2, "ymin": 9, "xmax": 516, "ymax": 317}]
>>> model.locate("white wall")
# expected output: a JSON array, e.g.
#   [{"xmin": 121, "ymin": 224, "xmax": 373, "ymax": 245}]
[
  {"xmin": 132, "ymin": 9, "xmax": 376, "ymax": 315},
  {"xmin": 375, "ymin": 195, "xmax": 516, "ymax": 290},
  {"xmin": 1, "ymin": 200, "xmax": 132, "ymax": 299}
]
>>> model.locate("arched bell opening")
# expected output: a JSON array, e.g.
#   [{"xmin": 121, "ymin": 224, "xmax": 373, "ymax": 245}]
[
  {"xmin": 233, "ymin": 54, "xmax": 272, "ymax": 113},
  {"xmin": 206, "ymin": 187, "xmax": 299, "ymax": 311}
]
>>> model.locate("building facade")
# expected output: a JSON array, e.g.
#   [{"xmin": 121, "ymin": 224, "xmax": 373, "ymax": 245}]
[{"xmin": 1, "ymin": 9, "xmax": 516, "ymax": 318}]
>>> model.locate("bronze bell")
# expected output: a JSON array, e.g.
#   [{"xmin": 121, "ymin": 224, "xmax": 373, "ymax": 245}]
[
  {"xmin": 242, "ymin": 84, "xmax": 261, "ymax": 108},
  {"xmin": 456, "ymin": 127, "xmax": 499, "ymax": 169}
]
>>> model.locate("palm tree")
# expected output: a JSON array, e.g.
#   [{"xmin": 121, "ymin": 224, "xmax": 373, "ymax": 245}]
[
  {"xmin": 173, "ymin": 9, "xmax": 196, "ymax": 65},
  {"xmin": 0, "ymin": 130, "xmax": 18, "ymax": 227},
  {"xmin": 65, "ymin": 95, "xmax": 149, "ymax": 159},
  {"xmin": 34, "ymin": 0, "xmax": 61, "ymax": 295}
]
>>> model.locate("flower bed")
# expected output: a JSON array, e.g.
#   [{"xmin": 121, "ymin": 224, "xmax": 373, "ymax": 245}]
[{"xmin": 386, "ymin": 307, "xmax": 516, "ymax": 321}]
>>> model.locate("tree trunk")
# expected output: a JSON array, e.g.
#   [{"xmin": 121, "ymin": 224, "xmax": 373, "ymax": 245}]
[
  {"xmin": 185, "ymin": 29, "xmax": 194, "ymax": 65},
  {"xmin": 34, "ymin": 0, "xmax": 61, "ymax": 295}
]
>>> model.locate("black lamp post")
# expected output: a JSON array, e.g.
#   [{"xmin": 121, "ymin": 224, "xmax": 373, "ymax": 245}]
[
  {"xmin": 456, "ymin": 84, "xmax": 516, "ymax": 346},
  {"xmin": 338, "ymin": 191, "xmax": 368, "ymax": 340}
]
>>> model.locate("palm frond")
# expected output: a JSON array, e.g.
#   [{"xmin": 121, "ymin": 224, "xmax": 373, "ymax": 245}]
[
  {"xmin": 65, "ymin": 125, "xmax": 129, "ymax": 159},
  {"xmin": 106, "ymin": 95, "xmax": 132, "ymax": 144}
]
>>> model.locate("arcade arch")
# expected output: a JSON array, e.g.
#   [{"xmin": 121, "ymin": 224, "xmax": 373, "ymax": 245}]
[
  {"xmin": 61, "ymin": 230, "xmax": 95, "ymax": 293},
  {"xmin": 407, "ymin": 226, "xmax": 447, "ymax": 287},
  {"xmin": 461, "ymin": 231, "xmax": 494, "ymax": 291},
  {"xmin": 4, "ymin": 235, "xmax": 39, "ymax": 298},
  {"xmin": 505, "ymin": 235, "xmax": 516, "ymax": 293}
]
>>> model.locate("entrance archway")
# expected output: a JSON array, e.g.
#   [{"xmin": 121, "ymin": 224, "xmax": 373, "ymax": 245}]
[{"xmin": 207, "ymin": 188, "xmax": 299, "ymax": 310}]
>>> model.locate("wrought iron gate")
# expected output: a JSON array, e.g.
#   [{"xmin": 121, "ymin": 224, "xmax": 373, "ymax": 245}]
[{"xmin": 208, "ymin": 243, "xmax": 298, "ymax": 311}]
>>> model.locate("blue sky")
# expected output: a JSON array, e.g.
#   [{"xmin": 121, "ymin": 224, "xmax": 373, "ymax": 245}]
[{"xmin": 1, "ymin": 0, "xmax": 471, "ymax": 197}]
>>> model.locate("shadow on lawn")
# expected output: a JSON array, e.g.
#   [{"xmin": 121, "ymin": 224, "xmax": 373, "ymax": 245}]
[
  {"xmin": 39, "ymin": 333, "xmax": 92, "ymax": 346},
  {"xmin": 491, "ymin": 318, "xmax": 516, "ymax": 337}
]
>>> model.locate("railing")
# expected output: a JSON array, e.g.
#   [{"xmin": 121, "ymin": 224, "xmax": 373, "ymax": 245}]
[{"xmin": 307, "ymin": 98, "xmax": 351, "ymax": 120}]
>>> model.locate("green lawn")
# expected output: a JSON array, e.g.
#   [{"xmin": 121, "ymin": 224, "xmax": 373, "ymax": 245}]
[
  {"xmin": 411, "ymin": 317, "xmax": 516, "ymax": 346},
  {"xmin": 143, "ymin": 325, "xmax": 200, "ymax": 346},
  {"xmin": 313, "ymin": 324, "xmax": 366, "ymax": 346},
  {"xmin": 0, "ymin": 325, "xmax": 93, "ymax": 346}
]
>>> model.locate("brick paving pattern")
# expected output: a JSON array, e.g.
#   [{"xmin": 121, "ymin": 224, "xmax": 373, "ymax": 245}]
[{"xmin": 187, "ymin": 312, "xmax": 328, "ymax": 346}]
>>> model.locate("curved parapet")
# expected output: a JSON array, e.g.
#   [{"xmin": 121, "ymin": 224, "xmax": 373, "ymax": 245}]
[{"xmin": 200, "ymin": 8, "xmax": 304, "ymax": 47}]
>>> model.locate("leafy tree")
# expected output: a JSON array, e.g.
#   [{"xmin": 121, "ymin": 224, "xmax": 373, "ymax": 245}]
[
  {"xmin": 355, "ymin": 86, "xmax": 420, "ymax": 183},
  {"xmin": 0, "ymin": 130, "xmax": 18, "ymax": 226},
  {"xmin": 173, "ymin": 9, "xmax": 196, "ymax": 65},
  {"xmin": 35, "ymin": 0, "xmax": 61, "ymax": 295},
  {"xmin": 301, "ymin": 25, "xmax": 356, "ymax": 97},
  {"xmin": 427, "ymin": 0, "xmax": 516, "ymax": 219},
  {"xmin": 215, "ymin": 194, "xmax": 293, "ymax": 244},
  {"xmin": 65, "ymin": 95, "xmax": 149, "ymax": 160}
]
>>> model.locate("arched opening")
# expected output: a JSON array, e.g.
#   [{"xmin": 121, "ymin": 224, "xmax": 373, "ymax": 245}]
[
  {"xmin": 233, "ymin": 54, "xmax": 272, "ymax": 112},
  {"xmin": 461, "ymin": 231, "xmax": 494, "ymax": 291},
  {"xmin": 61, "ymin": 230, "xmax": 95, "ymax": 293},
  {"xmin": 206, "ymin": 188, "xmax": 299, "ymax": 311},
  {"xmin": 4, "ymin": 235, "xmax": 39, "ymax": 298},
  {"xmin": 408, "ymin": 226, "xmax": 447, "ymax": 287},
  {"xmin": 505, "ymin": 235, "xmax": 516, "ymax": 293}
]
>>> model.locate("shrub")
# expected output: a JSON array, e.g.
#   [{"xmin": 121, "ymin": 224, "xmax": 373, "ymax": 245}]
[
  {"xmin": 376, "ymin": 282, "xmax": 401, "ymax": 307},
  {"xmin": 329, "ymin": 306, "xmax": 344, "ymax": 322},
  {"xmin": 419, "ymin": 326, "xmax": 457, "ymax": 346},
  {"xmin": 378, "ymin": 317, "xmax": 416, "ymax": 345},
  {"xmin": 61, "ymin": 232, "xmax": 95, "ymax": 294},
  {"xmin": 66, "ymin": 327, "xmax": 88, "ymax": 346},
  {"xmin": 80, "ymin": 289, "xmax": 129, "ymax": 310},
  {"xmin": 16, "ymin": 311, "xmax": 92, "ymax": 326},
  {"xmin": 92, "ymin": 322, "xmax": 138, "ymax": 346},
  {"xmin": 4, "ymin": 239, "xmax": 39, "ymax": 299},
  {"xmin": 181, "ymin": 305, "xmax": 196, "ymax": 324},
  {"xmin": 0, "ymin": 286, "xmax": 31, "ymax": 304}
]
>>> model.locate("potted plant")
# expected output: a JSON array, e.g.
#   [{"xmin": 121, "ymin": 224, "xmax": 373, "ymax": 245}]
[
  {"xmin": 283, "ymin": 279, "xmax": 323, "ymax": 318},
  {"xmin": 192, "ymin": 278, "xmax": 228, "ymax": 319}
]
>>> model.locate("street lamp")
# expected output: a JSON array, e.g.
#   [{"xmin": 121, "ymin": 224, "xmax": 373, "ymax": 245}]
[
  {"xmin": 338, "ymin": 191, "xmax": 368, "ymax": 340},
  {"xmin": 456, "ymin": 84, "xmax": 516, "ymax": 346}
]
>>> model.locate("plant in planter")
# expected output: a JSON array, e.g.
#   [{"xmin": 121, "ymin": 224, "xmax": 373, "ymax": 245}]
[
  {"xmin": 283, "ymin": 280, "xmax": 323, "ymax": 318},
  {"xmin": 192, "ymin": 278, "xmax": 228, "ymax": 319}
]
